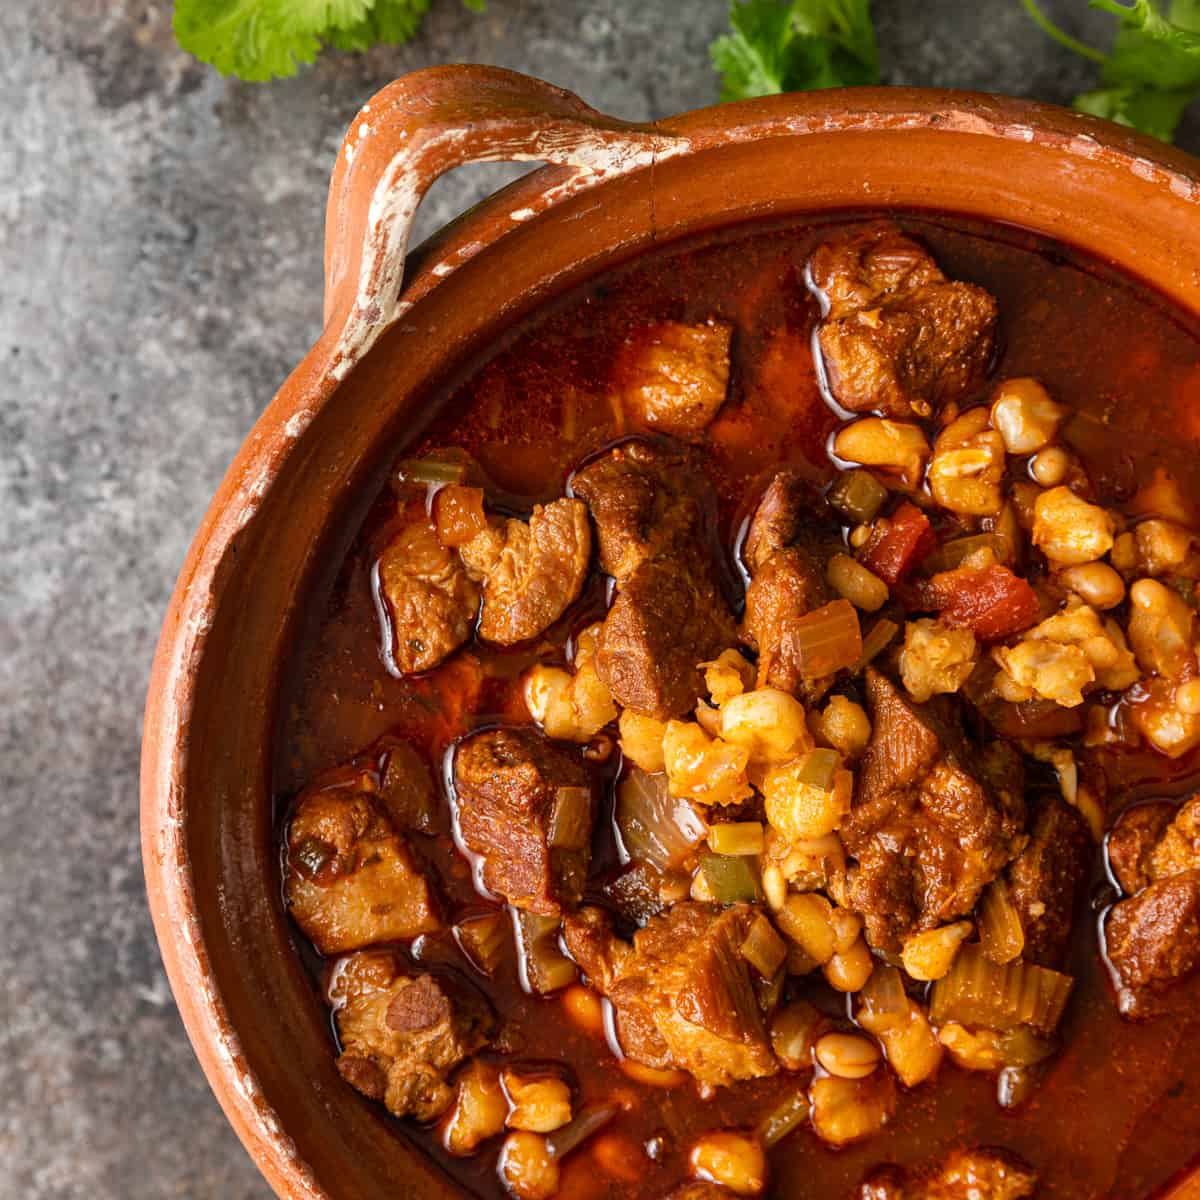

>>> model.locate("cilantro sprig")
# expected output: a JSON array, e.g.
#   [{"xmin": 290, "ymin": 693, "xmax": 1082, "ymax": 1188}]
[
  {"xmin": 710, "ymin": 0, "xmax": 879, "ymax": 102},
  {"xmin": 173, "ymin": 0, "xmax": 484, "ymax": 82},
  {"xmin": 1022, "ymin": 0, "xmax": 1200, "ymax": 141}
]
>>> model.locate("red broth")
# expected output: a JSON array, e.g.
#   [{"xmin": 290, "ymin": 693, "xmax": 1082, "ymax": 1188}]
[{"xmin": 274, "ymin": 213, "xmax": 1200, "ymax": 1200}]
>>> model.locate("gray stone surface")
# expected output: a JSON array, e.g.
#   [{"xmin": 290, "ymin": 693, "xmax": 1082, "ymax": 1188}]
[{"xmin": 0, "ymin": 2, "xmax": 1195, "ymax": 1197}]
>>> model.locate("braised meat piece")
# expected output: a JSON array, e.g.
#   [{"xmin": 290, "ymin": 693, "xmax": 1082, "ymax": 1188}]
[
  {"xmin": 858, "ymin": 1148, "xmax": 1037, "ymax": 1200},
  {"xmin": 562, "ymin": 904, "xmax": 632, "ymax": 992},
  {"xmin": 571, "ymin": 439, "xmax": 702, "ymax": 576},
  {"xmin": 809, "ymin": 224, "xmax": 998, "ymax": 418},
  {"xmin": 378, "ymin": 737, "xmax": 440, "ymax": 834},
  {"xmin": 564, "ymin": 903, "xmax": 778, "ymax": 1090},
  {"xmin": 1006, "ymin": 795, "xmax": 1092, "ymax": 967},
  {"xmin": 1147, "ymin": 794, "xmax": 1200, "ymax": 881},
  {"xmin": 572, "ymin": 442, "xmax": 736, "ymax": 718},
  {"xmin": 600, "ymin": 558, "xmax": 734, "ymax": 717},
  {"xmin": 843, "ymin": 669, "xmax": 1026, "ymax": 952},
  {"xmin": 452, "ymin": 728, "xmax": 594, "ymax": 915},
  {"xmin": 1105, "ymin": 871, "xmax": 1200, "ymax": 1017},
  {"xmin": 616, "ymin": 319, "xmax": 733, "ymax": 439},
  {"xmin": 1106, "ymin": 801, "xmax": 1176, "ymax": 896},
  {"xmin": 739, "ymin": 469, "xmax": 840, "ymax": 701},
  {"xmin": 285, "ymin": 787, "xmax": 440, "ymax": 955},
  {"xmin": 458, "ymin": 497, "xmax": 591, "ymax": 645},
  {"xmin": 378, "ymin": 505, "xmax": 481, "ymax": 674},
  {"xmin": 329, "ymin": 950, "xmax": 494, "ymax": 1121}
]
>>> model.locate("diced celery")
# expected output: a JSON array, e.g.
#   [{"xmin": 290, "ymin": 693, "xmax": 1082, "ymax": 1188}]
[
  {"xmin": 978, "ymin": 878, "xmax": 1025, "ymax": 965},
  {"xmin": 707, "ymin": 821, "xmax": 765, "ymax": 856},
  {"xmin": 929, "ymin": 945, "xmax": 1073, "ymax": 1034},
  {"xmin": 698, "ymin": 853, "xmax": 762, "ymax": 903},
  {"xmin": 740, "ymin": 914, "xmax": 788, "ymax": 978},
  {"xmin": 793, "ymin": 600, "xmax": 863, "ymax": 678},
  {"xmin": 828, "ymin": 470, "xmax": 889, "ymax": 524},
  {"xmin": 758, "ymin": 1088, "xmax": 810, "ymax": 1147},
  {"xmin": 514, "ymin": 910, "xmax": 577, "ymax": 995},
  {"xmin": 796, "ymin": 748, "xmax": 840, "ymax": 792}
]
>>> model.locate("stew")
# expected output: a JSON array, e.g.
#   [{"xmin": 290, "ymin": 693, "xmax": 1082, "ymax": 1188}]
[{"xmin": 274, "ymin": 213, "xmax": 1200, "ymax": 1200}]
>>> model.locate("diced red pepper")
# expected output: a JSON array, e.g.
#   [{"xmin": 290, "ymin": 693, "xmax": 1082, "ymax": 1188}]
[
  {"xmin": 858, "ymin": 501, "xmax": 937, "ymax": 585},
  {"xmin": 924, "ymin": 563, "xmax": 1041, "ymax": 642}
]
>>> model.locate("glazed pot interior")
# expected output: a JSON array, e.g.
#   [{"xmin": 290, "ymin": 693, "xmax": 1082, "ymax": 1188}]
[{"xmin": 163, "ymin": 96, "xmax": 1200, "ymax": 1199}]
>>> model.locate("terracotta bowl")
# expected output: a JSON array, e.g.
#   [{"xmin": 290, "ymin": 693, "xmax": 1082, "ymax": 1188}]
[{"xmin": 141, "ymin": 67, "xmax": 1200, "ymax": 1199}]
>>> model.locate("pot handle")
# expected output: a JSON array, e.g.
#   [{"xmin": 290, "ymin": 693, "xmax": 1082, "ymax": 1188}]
[{"xmin": 322, "ymin": 65, "xmax": 685, "ymax": 377}]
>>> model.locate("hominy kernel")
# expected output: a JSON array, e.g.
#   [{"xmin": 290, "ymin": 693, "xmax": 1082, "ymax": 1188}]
[
  {"xmin": 762, "ymin": 864, "xmax": 787, "ymax": 912},
  {"xmin": 818, "ymin": 696, "xmax": 872, "ymax": 759},
  {"xmin": 1177, "ymin": 679, "xmax": 1200, "ymax": 716},
  {"xmin": 1033, "ymin": 487, "xmax": 1115, "ymax": 565},
  {"xmin": 689, "ymin": 1130, "xmax": 767, "ymax": 1196},
  {"xmin": 498, "ymin": 1131, "xmax": 560, "ymax": 1200},
  {"xmin": 901, "ymin": 921, "xmax": 973, "ymax": 981},
  {"xmin": 829, "ymin": 907, "xmax": 863, "ymax": 956},
  {"xmin": 501, "ymin": 1072, "xmax": 572, "ymax": 1133},
  {"xmin": 990, "ymin": 378, "xmax": 1065, "ymax": 455},
  {"xmin": 560, "ymin": 985, "xmax": 605, "ymax": 1037},
  {"xmin": 824, "ymin": 935, "xmax": 874, "ymax": 992}
]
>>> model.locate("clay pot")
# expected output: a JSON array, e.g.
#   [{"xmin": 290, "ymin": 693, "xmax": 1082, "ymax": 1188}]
[{"xmin": 141, "ymin": 67, "xmax": 1200, "ymax": 1199}]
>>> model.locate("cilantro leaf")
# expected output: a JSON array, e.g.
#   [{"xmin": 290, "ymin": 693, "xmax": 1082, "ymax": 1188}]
[
  {"xmin": 173, "ymin": 0, "xmax": 321, "ymax": 82},
  {"xmin": 1023, "ymin": 0, "xmax": 1200, "ymax": 142},
  {"xmin": 174, "ymin": 0, "xmax": 481, "ymax": 81},
  {"xmin": 1075, "ymin": 83, "xmax": 1196, "ymax": 140},
  {"xmin": 326, "ymin": 0, "xmax": 432, "ymax": 53},
  {"xmin": 711, "ymin": 0, "xmax": 879, "ymax": 103}
]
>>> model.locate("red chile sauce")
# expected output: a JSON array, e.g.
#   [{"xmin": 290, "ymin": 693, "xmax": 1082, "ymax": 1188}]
[{"xmin": 274, "ymin": 213, "xmax": 1200, "ymax": 1200}]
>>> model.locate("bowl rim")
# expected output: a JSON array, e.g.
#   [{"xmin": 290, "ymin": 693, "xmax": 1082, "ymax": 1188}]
[{"xmin": 141, "ymin": 75, "xmax": 1200, "ymax": 1200}]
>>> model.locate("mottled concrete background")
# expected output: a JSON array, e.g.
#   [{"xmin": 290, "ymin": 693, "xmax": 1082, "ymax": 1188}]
[{"xmin": 0, "ymin": 2, "xmax": 1196, "ymax": 1197}]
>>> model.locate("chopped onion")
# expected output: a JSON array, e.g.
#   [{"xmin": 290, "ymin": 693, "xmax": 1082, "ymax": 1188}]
[
  {"xmin": 740, "ymin": 913, "xmax": 788, "ymax": 978},
  {"xmin": 978, "ymin": 878, "xmax": 1025, "ymax": 965},
  {"xmin": 856, "ymin": 964, "xmax": 910, "ymax": 1035},
  {"xmin": 757, "ymin": 1088, "xmax": 810, "ymax": 1148},
  {"xmin": 707, "ymin": 821, "xmax": 765, "ymax": 856},
  {"xmin": 454, "ymin": 911, "xmax": 509, "ymax": 976},
  {"xmin": 545, "ymin": 1104, "xmax": 617, "ymax": 1159},
  {"xmin": 697, "ymin": 853, "xmax": 762, "ymax": 903},
  {"xmin": 929, "ymin": 944, "xmax": 1073, "ymax": 1035},
  {"xmin": 853, "ymin": 617, "xmax": 899, "ymax": 672},
  {"xmin": 549, "ymin": 786, "xmax": 593, "ymax": 850},
  {"xmin": 615, "ymin": 768, "xmax": 707, "ymax": 872},
  {"xmin": 513, "ymin": 910, "xmax": 577, "ymax": 995},
  {"xmin": 827, "ymin": 470, "xmax": 888, "ymax": 524},
  {"xmin": 792, "ymin": 599, "xmax": 863, "ymax": 679}
]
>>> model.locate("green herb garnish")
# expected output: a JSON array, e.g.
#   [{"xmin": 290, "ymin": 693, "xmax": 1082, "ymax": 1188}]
[
  {"xmin": 173, "ymin": 0, "xmax": 484, "ymax": 82},
  {"xmin": 710, "ymin": 0, "xmax": 879, "ymax": 102},
  {"xmin": 1023, "ymin": 0, "xmax": 1200, "ymax": 141}
]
